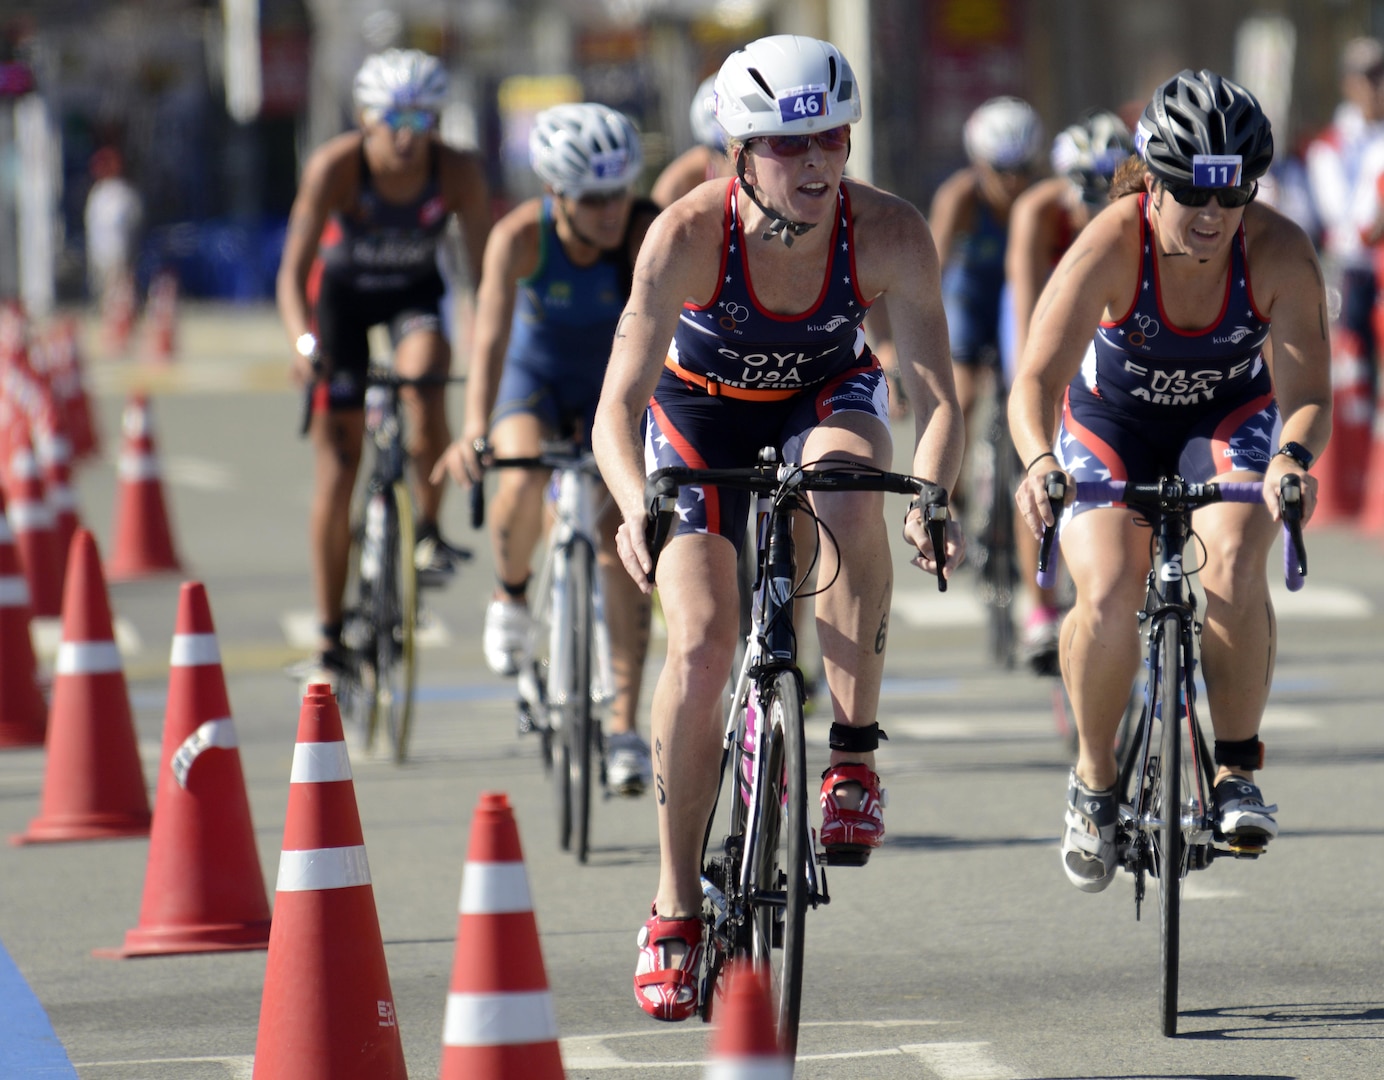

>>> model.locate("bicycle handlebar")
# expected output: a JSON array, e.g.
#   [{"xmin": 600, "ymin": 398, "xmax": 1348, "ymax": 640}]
[
  {"xmin": 642, "ymin": 459, "xmax": 951, "ymax": 591},
  {"xmin": 297, "ymin": 359, "xmax": 464, "ymax": 439},
  {"xmin": 1036, "ymin": 473, "xmax": 1307, "ymax": 592},
  {"xmin": 468, "ymin": 439, "xmax": 600, "ymax": 530}
]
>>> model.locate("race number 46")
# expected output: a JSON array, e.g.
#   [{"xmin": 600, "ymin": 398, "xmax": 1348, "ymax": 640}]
[{"xmin": 777, "ymin": 84, "xmax": 827, "ymax": 123}]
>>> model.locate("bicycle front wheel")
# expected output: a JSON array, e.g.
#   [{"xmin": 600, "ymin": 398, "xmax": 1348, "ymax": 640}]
[
  {"xmin": 375, "ymin": 481, "xmax": 417, "ymax": 763},
  {"xmin": 551, "ymin": 538, "xmax": 595, "ymax": 861},
  {"xmin": 1154, "ymin": 614, "xmax": 1184, "ymax": 1037},
  {"xmin": 750, "ymin": 669, "xmax": 808, "ymax": 1057}
]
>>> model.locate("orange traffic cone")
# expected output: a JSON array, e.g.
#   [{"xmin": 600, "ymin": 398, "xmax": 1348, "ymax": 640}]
[
  {"xmin": 1312, "ymin": 328, "xmax": 1373, "ymax": 524},
  {"xmin": 1357, "ymin": 372, "xmax": 1384, "ymax": 535},
  {"xmin": 252, "ymin": 684, "xmax": 406, "ymax": 1080},
  {"xmin": 6, "ymin": 427, "xmax": 63, "ymax": 617},
  {"xmin": 95, "ymin": 582, "xmax": 271, "ymax": 957},
  {"xmin": 439, "ymin": 791, "xmax": 564, "ymax": 1080},
  {"xmin": 143, "ymin": 270, "xmax": 178, "ymax": 365},
  {"xmin": 34, "ymin": 408, "xmax": 79, "ymax": 572},
  {"xmin": 704, "ymin": 963, "xmax": 792, "ymax": 1078},
  {"xmin": 12, "ymin": 529, "xmax": 150, "ymax": 843},
  {"xmin": 107, "ymin": 393, "xmax": 181, "ymax": 580},
  {"xmin": 0, "ymin": 487, "xmax": 46, "ymax": 748}
]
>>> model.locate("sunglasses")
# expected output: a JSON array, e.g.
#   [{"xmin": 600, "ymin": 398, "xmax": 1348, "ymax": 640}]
[
  {"xmin": 381, "ymin": 108, "xmax": 437, "ymax": 133},
  {"xmin": 1163, "ymin": 180, "xmax": 1258, "ymax": 208},
  {"xmin": 749, "ymin": 126, "xmax": 850, "ymax": 158},
  {"xmin": 573, "ymin": 189, "xmax": 631, "ymax": 208}
]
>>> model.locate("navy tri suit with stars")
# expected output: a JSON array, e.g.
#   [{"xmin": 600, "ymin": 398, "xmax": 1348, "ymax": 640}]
[
  {"xmin": 1057, "ymin": 193, "xmax": 1279, "ymax": 513},
  {"xmin": 646, "ymin": 179, "xmax": 889, "ymax": 550}
]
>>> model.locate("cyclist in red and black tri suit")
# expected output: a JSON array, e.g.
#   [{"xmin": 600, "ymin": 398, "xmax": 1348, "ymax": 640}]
[
  {"xmin": 277, "ymin": 48, "xmax": 492, "ymax": 684},
  {"xmin": 593, "ymin": 35, "xmax": 964, "ymax": 1021},
  {"xmin": 1010, "ymin": 70, "xmax": 1331, "ymax": 894}
]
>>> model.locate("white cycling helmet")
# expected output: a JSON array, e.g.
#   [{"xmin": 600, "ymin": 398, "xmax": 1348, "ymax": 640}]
[
  {"xmin": 964, "ymin": 96, "xmax": 1045, "ymax": 170},
  {"xmin": 353, "ymin": 48, "xmax": 448, "ymax": 115},
  {"xmin": 689, "ymin": 74, "xmax": 727, "ymax": 152},
  {"xmin": 530, "ymin": 103, "xmax": 643, "ymax": 196},
  {"xmin": 713, "ymin": 34, "xmax": 862, "ymax": 141},
  {"xmin": 1051, "ymin": 108, "xmax": 1134, "ymax": 201}
]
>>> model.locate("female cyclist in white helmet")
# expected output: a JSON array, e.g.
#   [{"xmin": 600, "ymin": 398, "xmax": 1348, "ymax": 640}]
[
  {"xmin": 433, "ymin": 102, "xmax": 661, "ymax": 796},
  {"xmin": 277, "ymin": 48, "xmax": 493, "ymax": 687},
  {"xmin": 592, "ymin": 33, "xmax": 964, "ymax": 1022}
]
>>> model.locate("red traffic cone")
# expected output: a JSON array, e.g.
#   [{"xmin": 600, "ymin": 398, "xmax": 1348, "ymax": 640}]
[
  {"xmin": 34, "ymin": 409, "xmax": 79, "ymax": 572},
  {"xmin": 95, "ymin": 582, "xmax": 272, "ymax": 957},
  {"xmin": 143, "ymin": 271, "xmax": 178, "ymax": 365},
  {"xmin": 0, "ymin": 488, "xmax": 46, "ymax": 747},
  {"xmin": 1312, "ymin": 329, "xmax": 1372, "ymax": 524},
  {"xmin": 107, "ymin": 393, "xmax": 181, "ymax": 580},
  {"xmin": 704, "ymin": 963, "xmax": 792, "ymax": 1078},
  {"xmin": 1357, "ymin": 369, "xmax": 1384, "ymax": 535},
  {"xmin": 12, "ymin": 529, "xmax": 150, "ymax": 843},
  {"xmin": 439, "ymin": 791, "xmax": 564, "ymax": 1080},
  {"xmin": 252, "ymin": 684, "xmax": 406, "ymax": 1080},
  {"xmin": 6, "ymin": 427, "xmax": 63, "ymax": 617}
]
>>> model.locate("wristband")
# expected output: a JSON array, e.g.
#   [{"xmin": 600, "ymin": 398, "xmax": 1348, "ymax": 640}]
[
  {"xmin": 1025, "ymin": 450, "xmax": 1058, "ymax": 473},
  {"xmin": 1273, "ymin": 441, "xmax": 1313, "ymax": 471}
]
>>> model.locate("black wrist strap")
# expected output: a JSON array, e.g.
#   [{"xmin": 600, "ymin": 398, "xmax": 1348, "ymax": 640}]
[{"xmin": 1026, "ymin": 451, "xmax": 1058, "ymax": 473}]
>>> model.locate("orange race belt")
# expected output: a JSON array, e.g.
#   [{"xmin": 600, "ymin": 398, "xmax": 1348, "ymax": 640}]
[{"xmin": 664, "ymin": 356, "xmax": 802, "ymax": 401}]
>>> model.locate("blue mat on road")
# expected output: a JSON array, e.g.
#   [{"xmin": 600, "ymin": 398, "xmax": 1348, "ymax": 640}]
[{"xmin": 0, "ymin": 939, "xmax": 78, "ymax": 1078}]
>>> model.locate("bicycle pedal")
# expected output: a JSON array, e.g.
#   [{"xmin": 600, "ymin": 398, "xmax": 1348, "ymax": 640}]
[
  {"xmin": 1225, "ymin": 839, "xmax": 1267, "ymax": 858},
  {"xmin": 822, "ymin": 847, "xmax": 871, "ymax": 868}
]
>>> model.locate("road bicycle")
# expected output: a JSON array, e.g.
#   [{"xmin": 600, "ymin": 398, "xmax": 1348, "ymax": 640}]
[
  {"xmin": 471, "ymin": 438, "xmax": 617, "ymax": 865},
  {"xmin": 1038, "ymin": 472, "xmax": 1306, "ymax": 1036},
  {"xmin": 644, "ymin": 449, "xmax": 950, "ymax": 1057},
  {"xmin": 969, "ymin": 372, "xmax": 1020, "ymax": 669},
  {"xmin": 303, "ymin": 365, "xmax": 466, "ymax": 763}
]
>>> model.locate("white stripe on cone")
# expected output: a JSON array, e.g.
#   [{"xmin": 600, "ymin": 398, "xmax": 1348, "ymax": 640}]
[
  {"xmin": 170, "ymin": 632, "xmax": 220, "ymax": 666},
  {"xmin": 56, "ymin": 640, "xmax": 122, "ymax": 674},
  {"xmin": 705, "ymin": 1063, "xmax": 794, "ymax": 1080},
  {"xmin": 0, "ymin": 575, "xmax": 30, "ymax": 607},
  {"xmin": 171, "ymin": 717, "xmax": 238, "ymax": 788},
  {"xmin": 7, "ymin": 500, "xmax": 55, "ymax": 530},
  {"xmin": 442, "ymin": 990, "xmax": 558, "ymax": 1046},
  {"xmin": 276, "ymin": 845, "xmax": 372, "ymax": 891},
  {"xmin": 459, "ymin": 863, "xmax": 533, "ymax": 915},
  {"xmin": 118, "ymin": 453, "xmax": 161, "ymax": 482},
  {"xmin": 290, "ymin": 741, "xmax": 353, "ymax": 783}
]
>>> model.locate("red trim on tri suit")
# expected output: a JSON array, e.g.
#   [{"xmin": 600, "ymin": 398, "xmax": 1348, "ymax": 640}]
[
  {"xmin": 737, "ymin": 179, "xmax": 841, "ymax": 323},
  {"xmin": 649, "ymin": 399, "xmax": 721, "ymax": 536},
  {"xmin": 813, "ymin": 354, "xmax": 883, "ymax": 422},
  {"xmin": 1210, "ymin": 389, "xmax": 1276, "ymax": 475},
  {"xmin": 1100, "ymin": 194, "xmax": 1148, "ymax": 331},
  {"xmin": 679, "ymin": 182, "xmax": 735, "ymax": 316},
  {"xmin": 1061, "ymin": 386, "xmax": 1128, "ymax": 482}
]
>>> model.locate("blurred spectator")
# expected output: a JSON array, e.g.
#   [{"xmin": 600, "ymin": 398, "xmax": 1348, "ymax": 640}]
[
  {"xmin": 1306, "ymin": 37, "xmax": 1384, "ymax": 380},
  {"xmin": 650, "ymin": 74, "xmax": 733, "ymax": 207},
  {"xmin": 83, "ymin": 147, "xmax": 143, "ymax": 352}
]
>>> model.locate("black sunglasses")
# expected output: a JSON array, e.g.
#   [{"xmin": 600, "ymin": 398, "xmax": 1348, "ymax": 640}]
[
  {"xmin": 571, "ymin": 189, "xmax": 631, "ymax": 208},
  {"xmin": 1163, "ymin": 180, "xmax": 1258, "ymax": 209}
]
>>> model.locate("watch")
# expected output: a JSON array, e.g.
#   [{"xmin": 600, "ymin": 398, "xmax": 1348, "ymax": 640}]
[
  {"xmin": 1273, "ymin": 441, "xmax": 1313, "ymax": 471},
  {"xmin": 295, "ymin": 332, "xmax": 318, "ymax": 358}
]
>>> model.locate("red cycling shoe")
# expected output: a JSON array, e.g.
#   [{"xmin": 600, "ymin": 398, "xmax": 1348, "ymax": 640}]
[
  {"xmin": 633, "ymin": 906, "xmax": 704, "ymax": 1021},
  {"xmin": 820, "ymin": 762, "xmax": 887, "ymax": 865}
]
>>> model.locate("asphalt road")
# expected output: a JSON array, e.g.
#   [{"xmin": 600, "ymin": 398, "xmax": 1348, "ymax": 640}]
[{"xmin": 1, "ymin": 307, "xmax": 1382, "ymax": 1079}]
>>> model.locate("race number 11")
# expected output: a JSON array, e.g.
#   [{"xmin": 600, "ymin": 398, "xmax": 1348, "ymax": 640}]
[{"xmin": 1191, "ymin": 154, "xmax": 1243, "ymax": 187}]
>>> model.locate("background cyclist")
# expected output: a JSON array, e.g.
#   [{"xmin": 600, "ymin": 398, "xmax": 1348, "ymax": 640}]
[
  {"xmin": 277, "ymin": 48, "xmax": 492, "ymax": 685},
  {"xmin": 929, "ymin": 95, "xmax": 1045, "ymax": 467},
  {"xmin": 592, "ymin": 34, "xmax": 964, "ymax": 1021},
  {"xmin": 1009, "ymin": 70, "xmax": 1330, "ymax": 893},
  {"xmin": 432, "ymin": 103, "xmax": 661, "ymax": 796},
  {"xmin": 650, "ymin": 74, "xmax": 734, "ymax": 208},
  {"xmin": 1003, "ymin": 109, "xmax": 1134, "ymax": 673}
]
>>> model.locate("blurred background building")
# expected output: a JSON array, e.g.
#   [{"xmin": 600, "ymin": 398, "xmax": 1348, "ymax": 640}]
[{"xmin": 1, "ymin": 0, "xmax": 1381, "ymax": 314}]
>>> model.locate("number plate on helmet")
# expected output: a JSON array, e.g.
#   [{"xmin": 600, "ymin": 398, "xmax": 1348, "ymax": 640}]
[
  {"xmin": 777, "ymin": 84, "xmax": 827, "ymax": 123},
  {"xmin": 1191, "ymin": 154, "xmax": 1243, "ymax": 187}
]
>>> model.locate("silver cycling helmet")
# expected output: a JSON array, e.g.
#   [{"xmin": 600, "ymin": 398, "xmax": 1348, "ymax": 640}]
[
  {"xmin": 529, "ymin": 103, "xmax": 643, "ymax": 197},
  {"xmin": 1135, "ymin": 69, "xmax": 1273, "ymax": 185},
  {"xmin": 713, "ymin": 34, "xmax": 862, "ymax": 141},
  {"xmin": 964, "ymin": 96, "xmax": 1045, "ymax": 170},
  {"xmin": 1051, "ymin": 108, "xmax": 1134, "ymax": 202},
  {"xmin": 353, "ymin": 48, "xmax": 448, "ymax": 115},
  {"xmin": 689, "ymin": 74, "xmax": 727, "ymax": 153}
]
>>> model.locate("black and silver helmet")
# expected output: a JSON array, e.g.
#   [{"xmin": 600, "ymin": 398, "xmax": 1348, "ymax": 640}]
[{"xmin": 1135, "ymin": 69, "xmax": 1273, "ymax": 185}]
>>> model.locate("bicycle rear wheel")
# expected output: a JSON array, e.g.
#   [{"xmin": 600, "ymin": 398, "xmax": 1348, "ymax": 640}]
[
  {"xmin": 1153, "ymin": 614, "xmax": 1184, "ymax": 1037},
  {"xmin": 374, "ymin": 481, "xmax": 417, "ymax": 763},
  {"xmin": 976, "ymin": 397, "xmax": 1017, "ymax": 668},
  {"xmin": 551, "ymin": 538, "xmax": 595, "ymax": 861},
  {"xmin": 749, "ymin": 669, "xmax": 808, "ymax": 1057}
]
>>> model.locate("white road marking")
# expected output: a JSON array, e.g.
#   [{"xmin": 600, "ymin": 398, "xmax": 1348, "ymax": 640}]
[
  {"xmin": 902, "ymin": 1042, "xmax": 1020, "ymax": 1079},
  {"xmin": 163, "ymin": 455, "xmax": 236, "ymax": 490},
  {"xmin": 30, "ymin": 615, "xmax": 141, "ymax": 659},
  {"xmin": 281, "ymin": 608, "xmax": 451, "ymax": 649},
  {"xmin": 74, "ymin": 1056, "xmax": 253, "ymax": 1077},
  {"xmin": 891, "ymin": 588, "xmax": 986, "ymax": 628}
]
